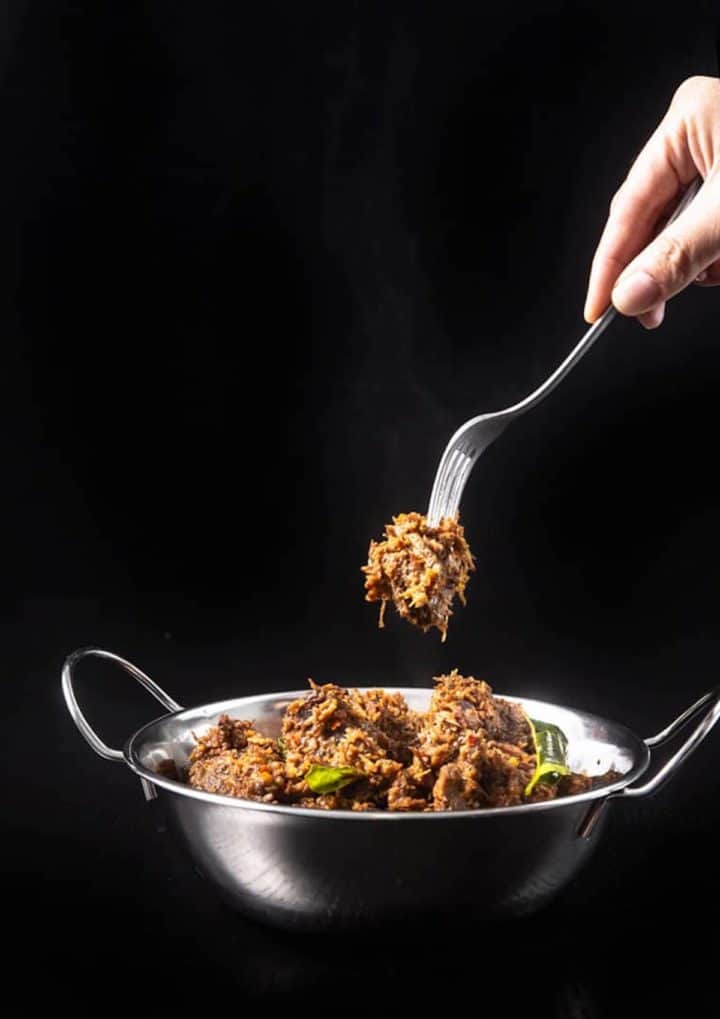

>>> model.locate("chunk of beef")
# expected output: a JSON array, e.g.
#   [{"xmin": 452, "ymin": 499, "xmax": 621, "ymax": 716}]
[
  {"xmin": 188, "ymin": 715, "xmax": 286, "ymax": 802},
  {"xmin": 356, "ymin": 688, "xmax": 421, "ymax": 750},
  {"xmin": 432, "ymin": 734, "xmax": 537, "ymax": 810},
  {"xmin": 417, "ymin": 671, "xmax": 532, "ymax": 770},
  {"xmin": 363, "ymin": 512, "xmax": 474, "ymax": 639},
  {"xmin": 280, "ymin": 682, "xmax": 404, "ymax": 804}
]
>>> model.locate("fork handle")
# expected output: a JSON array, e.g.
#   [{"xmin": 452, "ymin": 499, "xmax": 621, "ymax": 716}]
[{"xmin": 504, "ymin": 177, "xmax": 702, "ymax": 419}]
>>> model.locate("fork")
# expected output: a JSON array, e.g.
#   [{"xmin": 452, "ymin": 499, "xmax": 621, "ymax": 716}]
[{"xmin": 426, "ymin": 178, "xmax": 702, "ymax": 526}]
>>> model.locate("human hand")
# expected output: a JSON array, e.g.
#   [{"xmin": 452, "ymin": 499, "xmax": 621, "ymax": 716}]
[{"xmin": 584, "ymin": 76, "xmax": 720, "ymax": 329}]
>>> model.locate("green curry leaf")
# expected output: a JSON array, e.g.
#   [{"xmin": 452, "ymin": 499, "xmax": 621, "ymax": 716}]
[
  {"xmin": 306, "ymin": 764, "xmax": 364, "ymax": 795},
  {"xmin": 524, "ymin": 717, "xmax": 570, "ymax": 797}
]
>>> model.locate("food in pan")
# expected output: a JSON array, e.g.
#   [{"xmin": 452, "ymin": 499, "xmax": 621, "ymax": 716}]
[
  {"xmin": 362, "ymin": 512, "xmax": 474, "ymax": 639},
  {"xmin": 187, "ymin": 671, "xmax": 619, "ymax": 811}
]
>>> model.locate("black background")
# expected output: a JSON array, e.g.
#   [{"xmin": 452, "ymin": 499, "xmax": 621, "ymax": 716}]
[{"xmin": 4, "ymin": 1, "xmax": 720, "ymax": 1013}]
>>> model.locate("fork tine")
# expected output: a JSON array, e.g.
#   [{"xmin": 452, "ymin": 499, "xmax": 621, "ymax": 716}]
[
  {"xmin": 440, "ymin": 448, "xmax": 463, "ymax": 507},
  {"xmin": 427, "ymin": 451, "xmax": 448, "ymax": 522},
  {"xmin": 443, "ymin": 450, "xmax": 472, "ymax": 520},
  {"xmin": 444, "ymin": 452, "xmax": 474, "ymax": 519},
  {"xmin": 428, "ymin": 445, "xmax": 468, "ymax": 523},
  {"xmin": 428, "ymin": 446, "xmax": 461, "ymax": 523}
]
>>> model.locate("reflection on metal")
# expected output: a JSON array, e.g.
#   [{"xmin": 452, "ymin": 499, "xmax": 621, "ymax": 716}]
[{"xmin": 578, "ymin": 688, "xmax": 720, "ymax": 839}]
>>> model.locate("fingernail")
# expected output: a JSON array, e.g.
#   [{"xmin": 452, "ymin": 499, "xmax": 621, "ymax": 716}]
[
  {"xmin": 612, "ymin": 270, "xmax": 662, "ymax": 315},
  {"xmin": 640, "ymin": 303, "xmax": 665, "ymax": 330},
  {"xmin": 696, "ymin": 270, "xmax": 708, "ymax": 283}
]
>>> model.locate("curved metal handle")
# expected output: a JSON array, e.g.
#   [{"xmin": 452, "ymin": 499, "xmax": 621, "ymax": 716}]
[
  {"xmin": 62, "ymin": 647, "xmax": 183, "ymax": 762},
  {"xmin": 578, "ymin": 686, "xmax": 720, "ymax": 839}
]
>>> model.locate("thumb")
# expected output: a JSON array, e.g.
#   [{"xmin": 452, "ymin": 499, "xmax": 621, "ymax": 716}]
[{"xmin": 612, "ymin": 177, "xmax": 720, "ymax": 316}]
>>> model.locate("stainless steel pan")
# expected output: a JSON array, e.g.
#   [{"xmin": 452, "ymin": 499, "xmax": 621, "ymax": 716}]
[{"xmin": 62, "ymin": 647, "xmax": 720, "ymax": 930}]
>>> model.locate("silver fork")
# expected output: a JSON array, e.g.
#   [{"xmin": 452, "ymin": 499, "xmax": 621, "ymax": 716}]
[{"xmin": 426, "ymin": 178, "xmax": 702, "ymax": 525}]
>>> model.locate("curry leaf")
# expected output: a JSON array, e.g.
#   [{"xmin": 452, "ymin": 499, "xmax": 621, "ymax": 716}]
[
  {"xmin": 524, "ymin": 717, "xmax": 570, "ymax": 797},
  {"xmin": 306, "ymin": 764, "xmax": 364, "ymax": 795}
]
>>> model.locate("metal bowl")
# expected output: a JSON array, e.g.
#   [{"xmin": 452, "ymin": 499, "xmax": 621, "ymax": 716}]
[{"xmin": 62, "ymin": 647, "xmax": 720, "ymax": 931}]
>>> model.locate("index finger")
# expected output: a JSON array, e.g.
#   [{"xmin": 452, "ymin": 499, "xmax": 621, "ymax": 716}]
[{"xmin": 583, "ymin": 131, "xmax": 693, "ymax": 323}]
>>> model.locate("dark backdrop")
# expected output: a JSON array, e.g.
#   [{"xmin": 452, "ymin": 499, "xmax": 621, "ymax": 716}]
[{"xmin": 3, "ymin": 2, "xmax": 720, "ymax": 1013}]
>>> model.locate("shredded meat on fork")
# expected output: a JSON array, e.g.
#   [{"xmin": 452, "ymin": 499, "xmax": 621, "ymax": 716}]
[{"xmin": 362, "ymin": 512, "xmax": 475, "ymax": 639}]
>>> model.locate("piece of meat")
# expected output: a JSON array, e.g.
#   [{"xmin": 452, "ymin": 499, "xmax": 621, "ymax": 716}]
[
  {"xmin": 488, "ymin": 698, "xmax": 534, "ymax": 747},
  {"xmin": 386, "ymin": 756, "xmax": 434, "ymax": 811},
  {"xmin": 190, "ymin": 714, "xmax": 256, "ymax": 758},
  {"xmin": 415, "ymin": 671, "xmax": 495, "ymax": 769},
  {"xmin": 431, "ymin": 734, "xmax": 537, "ymax": 810},
  {"xmin": 362, "ymin": 512, "xmax": 475, "ymax": 639},
  {"xmin": 293, "ymin": 794, "xmax": 378, "ymax": 812},
  {"xmin": 432, "ymin": 761, "xmax": 483, "ymax": 810},
  {"xmin": 556, "ymin": 769, "xmax": 622, "ymax": 797},
  {"xmin": 429, "ymin": 671, "xmax": 532, "ymax": 746},
  {"xmin": 475, "ymin": 741, "xmax": 538, "ymax": 807},
  {"xmin": 188, "ymin": 715, "xmax": 286, "ymax": 802},
  {"xmin": 417, "ymin": 670, "xmax": 532, "ymax": 769},
  {"xmin": 280, "ymin": 682, "xmax": 404, "ymax": 805},
  {"xmin": 357, "ymin": 688, "xmax": 421, "ymax": 749}
]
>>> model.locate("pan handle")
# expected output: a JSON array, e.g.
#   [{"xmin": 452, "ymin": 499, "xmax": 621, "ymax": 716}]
[
  {"xmin": 578, "ymin": 688, "xmax": 720, "ymax": 839},
  {"xmin": 62, "ymin": 647, "xmax": 184, "ymax": 762}
]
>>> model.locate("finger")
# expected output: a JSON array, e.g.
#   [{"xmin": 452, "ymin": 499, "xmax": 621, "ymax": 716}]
[
  {"xmin": 611, "ymin": 175, "xmax": 720, "ymax": 315},
  {"xmin": 584, "ymin": 125, "xmax": 696, "ymax": 324},
  {"xmin": 637, "ymin": 302, "xmax": 666, "ymax": 329}
]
